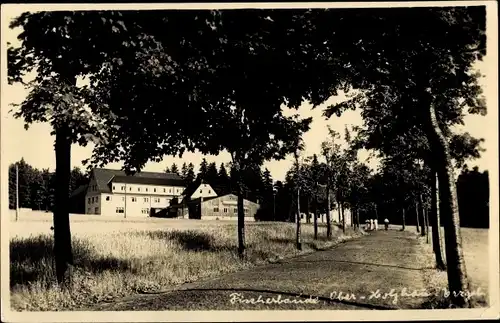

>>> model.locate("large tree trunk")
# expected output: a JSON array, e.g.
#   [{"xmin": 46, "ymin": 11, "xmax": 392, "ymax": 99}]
[
  {"xmin": 53, "ymin": 124, "xmax": 73, "ymax": 287},
  {"xmin": 415, "ymin": 201, "xmax": 421, "ymax": 233},
  {"xmin": 430, "ymin": 170, "xmax": 446, "ymax": 270},
  {"xmin": 233, "ymin": 160, "xmax": 246, "ymax": 259},
  {"xmin": 401, "ymin": 207, "xmax": 406, "ymax": 231},
  {"xmin": 428, "ymin": 102, "xmax": 469, "ymax": 307}
]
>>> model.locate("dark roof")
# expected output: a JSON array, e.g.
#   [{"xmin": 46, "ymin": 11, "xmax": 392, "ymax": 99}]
[
  {"xmin": 92, "ymin": 168, "xmax": 184, "ymax": 193},
  {"xmin": 70, "ymin": 184, "xmax": 88, "ymax": 198}
]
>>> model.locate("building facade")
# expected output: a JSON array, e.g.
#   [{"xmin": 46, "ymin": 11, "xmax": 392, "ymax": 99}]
[
  {"xmin": 187, "ymin": 194, "xmax": 259, "ymax": 221},
  {"xmin": 84, "ymin": 168, "xmax": 186, "ymax": 217}
]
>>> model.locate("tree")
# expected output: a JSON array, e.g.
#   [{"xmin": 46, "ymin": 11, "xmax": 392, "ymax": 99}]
[
  {"xmin": 197, "ymin": 158, "xmax": 209, "ymax": 181},
  {"xmin": 320, "ymin": 7, "xmax": 485, "ymax": 307},
  {"xmin": 185, "ymin": 163, "xmax": 196, "ymax": 186},
  {"xmin": 170, "ymin": 163, "xmax": 179, "ymax": 175},
  {"xmin": 30, "ymin": 169, "xmax": 44, "ymax": 210},
  {"xmin": 7, "ymin": 11, "xmax": 146, "ymax": 285},
  {"xmin": 307, "ymin": 154, "xmax": 323, "ymax": 238},
  {"xmin": 292, "ymin": 137, "xmax": 305, "ymax": 250},
  {"xmin": 181, "ymin": 162, "xmax": 188, "ymax": 179},
  {"xmin": 217, "ymin": 163, "xmax": 230, "ymax": 195},
  {"xmin": 256, "ymin": 168, "xmax": 275, "ymax": 221},
  {"xmin": 457, "ymin": 167, "xmax": 489, "ymax": 228},
  {"xmin": 320, "ymin": 128, "xmax": 340, "ymax": 237},
  {"xmin": 8, "ymin": 159, "xmax": 36, "ymax": 210},
  {"xmin": 206, "ymin": 162, "xmax": 219, "ymax": 186},
  {"xmin": 69, "ymin": 167, "xmax": 87, "ymax": 195},
  {"xmin": 346, "ymin": 161, "xmax": 371, "ymax": 231}
]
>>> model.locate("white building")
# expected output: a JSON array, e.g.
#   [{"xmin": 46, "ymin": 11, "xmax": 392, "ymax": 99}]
[
  {"xmin": 175, "ymin": 180, "xmax": 219, "ymax": 218},
  {"xmin": 85, "ymin": 168, "xmax": 186, "ymax": 217}
]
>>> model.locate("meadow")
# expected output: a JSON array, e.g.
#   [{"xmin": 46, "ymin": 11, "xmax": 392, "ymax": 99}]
[
  {"xmin": 404, "ymin": 225, "xmax": 490, "ymax": 308},
  {"xmin": 9, "ymin": 214, "xmax": 363, "ymax": 311}
]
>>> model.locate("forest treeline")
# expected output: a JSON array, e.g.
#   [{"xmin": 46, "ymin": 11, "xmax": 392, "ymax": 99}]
[{"xmin": 8, "ymin": 158, "xmax": 489, "ymax": 228}]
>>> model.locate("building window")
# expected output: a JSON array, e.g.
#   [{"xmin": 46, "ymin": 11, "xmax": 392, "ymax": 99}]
[
  {"xmin": 121, "ymin": 186, "xmax": 125, "ymax": 191},
  {"xmin": 154, "ymin": 188, "xmax": 156, "ymax": 192},
  {"xmin": 223, "ymin": 208, "xmax": 228, "ymax": 213},
  {"xmin": 138, "ymin": 187, "xmax": 141, "ymax": 192},
  {"xmin": 169, "ymin": 189, "xmax": 172, "ymax": 193},
  {"xmin": 244, "ymin": 208, "xmax": 248, "ymax": 214},
  {"xmin": 113, "ymin": 185, "xmax": 116, "ymax": 190},
  {"xmin": 91, "ymin": 197, "xmax": 94, "ymax": 203},
  {"xmin": 95, "ymin": 207, "xmax": 98, "ymax": 213},
  {"xmin": 106, "ymin": 196, "xmax": 111, "ymax": 201},
  {"xmin": 129, "ymin": 187, "xmax": 132, "ymax": 191},
  {"xmin": 141, "ymin": 208, "xmax": 149, "ymax": 214},
  {"xmin": 132, "ymin": 197, "xmax": 137, "ymax": 202},
  {"xmin": 88, "ymin": 198, "xmax": 91, "ymax": 204},
  {"xmin": 234, "ymin": 208, "xmax": 238, "ymax": 213},
  {"xmin": 144, "ymin": 197, "xmax": 149, "ymax": 202},
  {"xmin": 146, "ymin": 188, "xmax": 148, "ymax": 192},
  {"xmin": 95, "ymin": 196, "xmax": 99, "ymax": 203},
  {"xmin": 116, "ymin": 207, "xmax": 124, "ymax": 213},
  {"xmin": 164, "ymin": 188, "xmax": 166, "ymax": 192},
  {"xmin": 208, "ymin": 190, "xmax": 211, "ymax": 194},
  {"xmin": 214, "ymin": 207, "xmax": 219, "ymax": 212},
  {"xmin": 154, "ymin": 198, "xmax": 160, "ymax": 203}
]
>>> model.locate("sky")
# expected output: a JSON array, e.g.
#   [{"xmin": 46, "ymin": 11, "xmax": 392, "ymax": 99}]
[{"xmin": 1, "ymin": 8, "xmax": 495, "ymax": 183}]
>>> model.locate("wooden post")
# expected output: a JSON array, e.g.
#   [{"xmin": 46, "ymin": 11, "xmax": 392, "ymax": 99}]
[{"xmin": 124, "ymin": 183, "xmax": 127, "ymax": 218}]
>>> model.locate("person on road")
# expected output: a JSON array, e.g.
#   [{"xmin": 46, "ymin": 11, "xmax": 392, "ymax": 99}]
[{"xmin": 384, "ymin": 218, "xmax": 389, "ymax": 230}]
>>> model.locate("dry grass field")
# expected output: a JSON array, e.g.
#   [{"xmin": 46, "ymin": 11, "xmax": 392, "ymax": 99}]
[
  {"xmin": 9, "ymin": 214, "xmax": 363, "ymax": 311},
  {"xmin": 404, "ymin": 225, "xmax": 489, "ymax": 308}
]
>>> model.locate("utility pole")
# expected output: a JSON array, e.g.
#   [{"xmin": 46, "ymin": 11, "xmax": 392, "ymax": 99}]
[
  {"xmin": 16, "ymin": 164, "xmax": 19, "ymax": 221},
  {"xmin": 124, "ymin": 183, "xmax": 127, "ymax": 219}
]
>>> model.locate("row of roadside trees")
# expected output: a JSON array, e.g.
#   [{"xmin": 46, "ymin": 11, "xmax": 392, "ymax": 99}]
[{"xmin": 8, "ymin": 7, "xmax": 487, "ymax": 307}]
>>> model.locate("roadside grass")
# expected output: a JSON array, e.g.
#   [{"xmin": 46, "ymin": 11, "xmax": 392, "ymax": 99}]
[
  {"xmin": 410, "ymin": 226, "xmax": 489, "ymax": 309},
  {"xmin": 10, "ymin": 220, "xmax": 363, "ymax": 311}
]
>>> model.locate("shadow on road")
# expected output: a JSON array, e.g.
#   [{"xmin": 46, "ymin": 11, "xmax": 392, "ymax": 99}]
[{"xmin": 285, "ymin": 259, "xmax": 434, "ymax": 271}]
